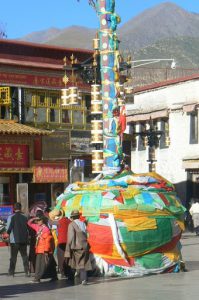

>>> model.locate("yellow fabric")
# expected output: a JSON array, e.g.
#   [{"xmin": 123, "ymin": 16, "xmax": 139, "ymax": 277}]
[
  {"xmin": 112, "ymin": 207, "xmax": 172, "ymax": 219},
  {"xmin": 164, "ymin": 247, "xmax": 180, "ymax": 262},
  {"xmin": 121, "ymin": 189, "xmax": 139, "ymax": 199},
  {"xmin": 51, "ymin": 229, "xmax": 58, "ymax": 248},
  {"xmin": 176, "ymin": 220, "xmax": 185, "ymax": 231},
  {"xmin": 124, "ymin": 217, "xmax": 157, "ymax": 231},
  {"xmin": 70, "ymin": 194, "xmax": 82, "ymax": 209}
]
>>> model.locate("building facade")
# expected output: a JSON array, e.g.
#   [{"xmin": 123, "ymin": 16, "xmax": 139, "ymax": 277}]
[
  {"xmin": 126, "ymin": 74, "xmax": 199, "ymax": 208},
  {"xmin": 0, "ymin": 39, "xmax": 93, "ymax": 209}
]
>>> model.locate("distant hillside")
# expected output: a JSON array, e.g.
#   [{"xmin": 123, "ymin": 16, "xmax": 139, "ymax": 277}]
[
  {"xmin": 45, "ymin": 26, "xmax": 96, "ymax": 49},
  {"xmin": 133, "ymin": 36, "xmax": 199, "ymax": 69},
  {"xmin": 18, "ymin": 27, "xmax": 61, "ymax": 43},
  {"xmin": 119, "ymin": 2, "xmax": 199, "ymax": 50},
  {"xmin": 17, "ymin": 2, "xmax": 199, "ymax": 69}
]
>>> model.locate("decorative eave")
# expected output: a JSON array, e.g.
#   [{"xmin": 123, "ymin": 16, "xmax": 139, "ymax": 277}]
[
  {"xmin": 0, "ymin": 120, "xmax": 51, "ymax": 136},
  {"xmin": 127, "ymin": 109, "xmax": 168, "ymax": 123}
]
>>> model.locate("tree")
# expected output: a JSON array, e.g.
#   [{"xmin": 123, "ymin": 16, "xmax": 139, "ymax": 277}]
[
  {"xmin": 77, "ymin": 0, "xmax": 96, "ymax": 9},
  {"xmin": 0, "ymin": 22, "xmax": 7, "ymax": 38}
]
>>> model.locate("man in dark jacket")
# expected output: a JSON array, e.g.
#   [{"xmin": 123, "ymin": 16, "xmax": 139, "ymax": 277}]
[{"xmin": 6, "ymin": 202, "xmax": 29, "ymax": 277}]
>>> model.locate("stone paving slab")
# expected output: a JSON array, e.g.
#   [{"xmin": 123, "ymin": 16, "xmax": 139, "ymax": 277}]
[{"xmin": 0, "ymin": 232, "xmax": 199, "ymax": 300}]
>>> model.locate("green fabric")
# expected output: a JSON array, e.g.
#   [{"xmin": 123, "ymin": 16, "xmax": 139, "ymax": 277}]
[
  {"xmin": 137, "ymin": 204, "xmax": 156, "ymax": 212},
  {"xmin": 101, "ymin": 198, "xmax": 115, "ymax": 209},
  {"xmin": 82, "ymin": 193, "xmax": 102, "ymax": 217},
  {"xmin": 118, "ymin": 203, "xmax": 137, "ymax": 210},
  {"xmin": 64, "ymin": 198, "xmax": 75, "ymax": 217},
  {"xmin": 119, "ymin": 218, "xmax": 172, "ymax": 256},
  {"xmin": 114, "ymin": 266, "xmax": 124, "ymax": 273},
  {"xmin": 86, "ymin": 216, "xmax": 100, "ymax": 222},
  {"xmin": 136, "ymin": 253, "xmax": 163, "ymax": 269}
]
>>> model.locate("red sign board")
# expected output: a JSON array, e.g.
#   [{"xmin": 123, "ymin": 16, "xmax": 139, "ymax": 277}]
[
  {"xmin": 33, "ymin": 161, "xmax": 68, "ymax": 183},
  {"xmin": 0, "ymin": 71, "xmax": 88, "ymax": 89},
  {"xmin": 0, "ymin": 144, "xmax": 29, "ymax": 168}
]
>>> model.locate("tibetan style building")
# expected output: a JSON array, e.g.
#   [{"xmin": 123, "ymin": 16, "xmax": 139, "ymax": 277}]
[{"xmin": 0, "ymin": 39, "xmax": 93, "ymax": 210}]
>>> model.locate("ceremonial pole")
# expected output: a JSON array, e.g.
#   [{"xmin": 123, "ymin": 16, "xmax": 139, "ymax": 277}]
[{"xmin": 96, "ymin": 0, "xmax": 123, "ymax": 175}]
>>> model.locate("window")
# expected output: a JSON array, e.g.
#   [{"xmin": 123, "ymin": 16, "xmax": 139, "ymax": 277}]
[
  {"xmin": 190, "ymin": 112, "xmax": 198, "ymax": 144},
  {"xmin": 49, "ymin": 109, "xmax": 59, "ymax": 123},
  {"xmin": 138, "ymin": 123, "xmax": 147, "ymax": 151},
  {"xmin": 73, "ymin": 110, "xmax": 83, "ymax": 125},
  {"xmin": 0, "ymin": 106, "xmax": 10, "ymax": 119},
  {"xmin": 37, "ymin": 108, "xmax": 46, "ymax": 123},
  {"xmin": 85, "ymin": 94, "xmax": 91, "ymax": 124},
  {"xmin": 62, "ymin": 110, "xmax": 71, "ymax": 124},
  {"xmin": 159, "ymin": 119, "xmax": 169, "ymax": 148},
  {"xmin": 0, "ymin": 177, "xmax": 10, "ymax": 205}
]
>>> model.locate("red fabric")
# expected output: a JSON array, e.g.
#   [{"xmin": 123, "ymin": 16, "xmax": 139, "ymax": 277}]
[
  {"xmin": 115, "ymin": 192, "xmax": 124, "ymax": 204},
  {"xmin": 151, "ymin": 234, "xmax": 181, "ymax": 253},
  {"xmin": 158, "ymin": 193, "xmax": 170, "ymax": 206},
  {"xmin": 104, "ymin": 257, "xmax": 135, "ymax": 267},
  {"xmin": 57, "ymin": 217, "xmax": 71, "ymax": 244},
  {"xmin": 119, "ymin": 105, "xmax": 126, "ymax": 134},
  {"xmin": 87, "ymin": 223, "xmax": 113, "ymax": 256}
]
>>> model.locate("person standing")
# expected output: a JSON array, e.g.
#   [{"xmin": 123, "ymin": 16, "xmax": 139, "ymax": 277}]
[
  {"xmin": 49, "ymin": 211, "xmax": 71, "ymax": 278},
  {"xmin": 64, "ymin": 210, "xmax": 92, "ymax": 285},
  {"xmin": 189, "ymin": 199, "xmax": 199, "ymax": 235},
  {"xmin": 28, "ymin": 215, "xmax": 57, "ymax": 283},
  {"xmin": 6, "ymin": 202, "xmax": 29, "ymax": 277}
]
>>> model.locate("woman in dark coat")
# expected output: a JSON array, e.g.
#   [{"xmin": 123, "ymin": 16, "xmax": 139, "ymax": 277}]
[{"xmin": 64, "ymin": 210, "xmax": 92, "ymax": 285}]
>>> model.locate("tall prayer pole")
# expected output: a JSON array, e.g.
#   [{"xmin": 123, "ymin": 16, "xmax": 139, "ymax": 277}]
[
  {"xmin": 82, "ymin": 0, "xmax": 124, "ymax": 176},
  {"xmin": 96, "ymin": 0, "xmax": 123, "ymax": 175}
]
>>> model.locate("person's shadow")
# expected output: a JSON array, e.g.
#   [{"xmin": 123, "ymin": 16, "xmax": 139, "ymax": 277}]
[{"xmin": 0, "ymin": 279, "xmax": 74, "ymax": 298}]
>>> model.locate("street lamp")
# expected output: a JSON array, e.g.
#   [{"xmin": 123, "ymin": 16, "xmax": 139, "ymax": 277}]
[
  {"xmin": 135, "ymin": 118, "xmax": 162, "ymax": 172},
  {"xmin": 129, "ymin": 58, "xmax": 176, "ymax": 69}
]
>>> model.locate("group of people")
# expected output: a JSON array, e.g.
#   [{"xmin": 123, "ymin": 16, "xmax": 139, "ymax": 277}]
[{"xmin": 6, "ymin": 202, "xmax": 92, "ymax": 285}]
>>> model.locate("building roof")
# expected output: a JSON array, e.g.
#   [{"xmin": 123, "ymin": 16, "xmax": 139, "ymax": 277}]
[
  {"xmin": 0, "ymin": 120, "xmax": 51, "ymax": 135},
  {"xmin": 0, "ymin": 39, "xmax": 93, "ymax": 67},
  {"xmin": 134, "ymin": 73, "xmax": 199, "ymax": 93}
]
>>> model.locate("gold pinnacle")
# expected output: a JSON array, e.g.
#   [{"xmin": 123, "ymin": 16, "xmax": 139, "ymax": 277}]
[{"xmin": 62, "ymin": 74, "xmax": 69, "ymax": 85}]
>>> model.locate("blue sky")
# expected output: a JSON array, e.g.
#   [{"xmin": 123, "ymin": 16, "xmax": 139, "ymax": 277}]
[{"xmin": 1, "ymin": 0, "xmax": 199, "ymax": 39}]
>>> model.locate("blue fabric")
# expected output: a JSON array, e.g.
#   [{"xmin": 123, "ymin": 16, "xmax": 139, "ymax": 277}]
[{"xmin": 142, "ymin": 193, "xmax": 153, "ymax": 205}]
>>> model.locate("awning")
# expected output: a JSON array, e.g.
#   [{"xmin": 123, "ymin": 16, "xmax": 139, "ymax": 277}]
[
  {"xmin": 127, "ymin": 109, "xmax": 168, "ymax": 123},
  {"xmin": 182, "ymin": 156, "xmax": 199, "ymax": 169},
  {"xmin": 183, "ymin": 104, "xmax": 197, "ymax": 113}
]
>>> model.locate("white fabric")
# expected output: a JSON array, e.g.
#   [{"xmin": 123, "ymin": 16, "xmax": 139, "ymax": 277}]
[
  {"xmin": 108, "ymin": 213, "xmax": 129, "ymax": 266},
  {"xmin": 189, "ymin": 203, "xmax": 199, "ymax": 215},
  {"xmin": 74, "ymin": 219, "xmax": 87, "ymax": 233}
]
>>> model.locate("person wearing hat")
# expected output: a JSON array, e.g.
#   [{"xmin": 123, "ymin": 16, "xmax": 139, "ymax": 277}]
[
  {"xmin": 64, "ymin": 209, "xmax": 92, "ymax": 285},
  {"xmin": 28, "ymin": 210, "xmax": 48, "ymax": 275},
  {"xmin": 28, "ymin": 215, "xmax": 57, "ymax": 283}
]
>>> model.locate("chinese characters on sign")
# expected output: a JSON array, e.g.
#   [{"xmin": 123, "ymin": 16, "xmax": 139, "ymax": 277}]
[
  {"xmin": 0, "ymin": 72, "xmax": 88, "ymax": 89},
  {"xmin": 0, "ymin": 144, "xmax": 29, "ymax": 168},
  {"xmin": 33, "ymin": 162, "xmax": 68, "ymax": 183}
]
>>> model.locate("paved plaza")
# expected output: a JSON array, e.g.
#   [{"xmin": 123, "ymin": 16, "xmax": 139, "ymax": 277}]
[{"xmin": 0, "ymin": 232, "xmax": 199, "ymax": 300}]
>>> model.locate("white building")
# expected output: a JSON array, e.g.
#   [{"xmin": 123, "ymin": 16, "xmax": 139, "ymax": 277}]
[{"xmin": 126, "ymin": 74, "xmax": 199, "ymax": 208}]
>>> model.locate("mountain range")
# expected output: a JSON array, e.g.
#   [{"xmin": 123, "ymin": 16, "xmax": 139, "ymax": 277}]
[{"xmin": 18, "ymin": 2, "xmax": 199, "ymax": 69}]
